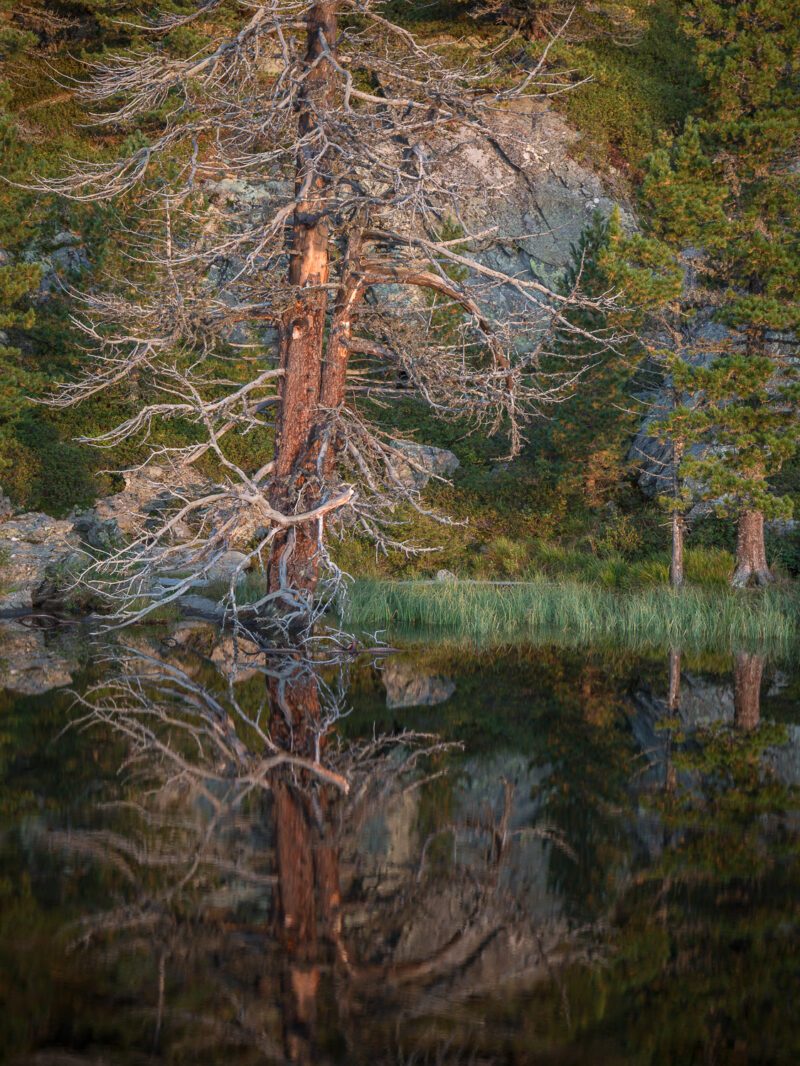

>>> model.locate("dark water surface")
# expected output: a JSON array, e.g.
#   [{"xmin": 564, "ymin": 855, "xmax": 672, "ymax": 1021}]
[{"xmin": 1, "ymin": 623, "xmax": 799, "ymax": 1065}]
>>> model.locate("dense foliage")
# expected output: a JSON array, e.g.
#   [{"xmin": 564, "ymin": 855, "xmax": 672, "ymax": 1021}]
[
  {"xmin": 0, "ymin": 0, "xmax": 797, "ymax": 584},
  {"xmin": 643, "ymin": 0, "xmax": 800, "ymax": 529}
]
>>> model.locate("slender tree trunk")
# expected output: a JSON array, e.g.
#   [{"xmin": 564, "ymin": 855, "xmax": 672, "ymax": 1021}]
[
  {"xmin": 670, "ymin": 513, "xmax": 684, "ymax": 588},
  {"xmin": 733, "ymin": 650, "xmax": 763, "ymax": 731},
  {"xmin": 268, "ymin": 3, "xmax": 339, "ymax": 599},
  {"xmin": 731, "ymin": 509, "xmax": 773, "ymax": 588},
  {"xmin": 669, "ymin": 438, "xmax": 684, "ymax": 588}
]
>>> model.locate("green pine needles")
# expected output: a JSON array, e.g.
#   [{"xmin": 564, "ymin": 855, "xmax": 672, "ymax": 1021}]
[{"xmin": 621, "ymin": 0, "xmax": 800, "ymax": 584}]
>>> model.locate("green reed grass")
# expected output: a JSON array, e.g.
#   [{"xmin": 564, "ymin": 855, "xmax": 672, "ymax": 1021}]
[{"xmin": 346, "ymin": 579, "xmax": 799, "ymax": 654}]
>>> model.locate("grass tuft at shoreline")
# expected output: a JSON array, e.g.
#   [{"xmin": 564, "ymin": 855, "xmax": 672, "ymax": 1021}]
[{"xmin": 346, "ymin": 579, "xmax": 799, "ymax": 654}]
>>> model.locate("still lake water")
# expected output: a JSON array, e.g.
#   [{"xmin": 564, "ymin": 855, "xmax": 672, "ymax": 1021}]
[{"xmin": 1, "ymin": 620, "xmax": 799, "ymax": 1064}]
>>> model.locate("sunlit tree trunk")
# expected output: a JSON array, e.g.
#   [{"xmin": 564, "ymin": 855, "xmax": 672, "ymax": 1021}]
[
  {"xmin": 733, "ymin": 650, "xmax": 763, "ymax": 731},
  {"xmin": 670, "ymin": 512, "xmax": 684, "ymax": 588},
  {"xmin": 732, "ymin": 510, "xmax": 773, "ymax": 588},
  {"xmin": 669, "ymin": 438, "xmax": 684, "ymax": 588},
  {"xmin": 268, "ymin": 2, "xmax": 341, "ymax": 598},
  {"xmin": 731, "ymin": 321, "xmax": 773, "ymax": 590}
]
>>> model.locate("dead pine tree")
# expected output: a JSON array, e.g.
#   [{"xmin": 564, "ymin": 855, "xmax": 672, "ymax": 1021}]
[{"xmin": 37, "ymin": 0, "xmax": 622, "ymax": 622}]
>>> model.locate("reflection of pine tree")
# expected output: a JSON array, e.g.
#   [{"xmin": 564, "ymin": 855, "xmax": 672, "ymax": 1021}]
[
  {"xmin": 547, "ymin": 656, "xmax": 800, "ymax": 1064},
  {"xmin": 530, "ymin": 655, "xmax": 637, "ymax": 923}
]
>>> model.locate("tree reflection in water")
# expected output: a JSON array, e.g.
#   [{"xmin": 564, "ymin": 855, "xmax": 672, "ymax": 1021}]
[
  {"xmin": 4, "ymin": 638, "xmax": 799, "ymax": 1065},
  {"xmin": 48, "ymin": 637, "xmax": 574, "ymax": 1065}
]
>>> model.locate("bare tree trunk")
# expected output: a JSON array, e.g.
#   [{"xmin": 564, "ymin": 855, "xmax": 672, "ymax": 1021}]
[
  {"xmin": 669, "ymin": 438, "xmax": 684, "ymax": 588},
  {"xmin": 670, "ymin": 513, "xmax": 684, "ymax": 588},
  {"xmin": 268, "ymin": 2, "xmax": 339, "ymax": 598},
  {"xmin": 733, "ymin": 650, "xmax": 763, "ymax": 731},
  {"xmin": 731, "ymin": 510, "xmax": 773, "ymax": 588}
]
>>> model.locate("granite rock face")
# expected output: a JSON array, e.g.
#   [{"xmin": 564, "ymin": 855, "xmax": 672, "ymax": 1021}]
[{"xmin": 443, "ymin": 99, "xmax": 635, "ymax": 296}]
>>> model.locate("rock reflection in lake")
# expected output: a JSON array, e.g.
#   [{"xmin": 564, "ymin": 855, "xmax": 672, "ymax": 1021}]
[{"xmin": 1, "ymin": 636, "xmax": 799, "ymax": 1064}]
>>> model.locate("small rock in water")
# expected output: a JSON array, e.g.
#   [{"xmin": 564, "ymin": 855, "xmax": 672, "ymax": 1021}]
[
  {"xmin": 435, "ymin": 569, "xmax": 457, "ymax": 582},
  {"xmin": 177, "ymin": 593, "xmax": 226, "ymax": 619}
]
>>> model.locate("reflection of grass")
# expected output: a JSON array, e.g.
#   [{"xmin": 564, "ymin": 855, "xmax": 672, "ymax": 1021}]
[{"xmin": 347, "ymin": 579, "xmax": 799, "ymax": 654}]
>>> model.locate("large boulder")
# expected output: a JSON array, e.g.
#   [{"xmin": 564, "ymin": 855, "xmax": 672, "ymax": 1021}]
[
  {"xmin": 89, "ymin": 464, "xmax": 209, "ymax": 538},
  {"xmin": 438, "ymin": 98, "xmax": 636, "ymax": 329},
  {"xmin": 204, "ymin": 550, "xmax": 250, "ymax": 585},
  {"xmin": 0, "ymin": 513, "xmax": 83, "ymax": 611},
  {"xmin": 390, "ymin": 441, "xmax": 460, "ymax": 491}
]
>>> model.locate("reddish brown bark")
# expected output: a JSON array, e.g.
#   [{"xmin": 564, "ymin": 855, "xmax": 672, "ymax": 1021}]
[
  {"xmin": 272, "ymin": 739, "xmax": 342, "ymax": 1061},
  {"xmin": 732, "ymin": 509, "xmax": 773, "ymax": 588},
  {"xmin": 268, "ymin": 2, "xmax": 343, "ymax": 598},
  {"xmin": 733, "ymin": 650, "xmax": 763, "ymax": 732},
  {"xmin": 669, "ymin": 438, "xmax": 684, "ymax": 589}
]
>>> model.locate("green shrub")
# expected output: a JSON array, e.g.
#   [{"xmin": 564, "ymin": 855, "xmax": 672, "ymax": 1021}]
[
  {"xmin": 1, "ymin": 418, "xmax": 96, "ymax": 516},
  {"xmin": 558, "ymin": 0, "xmax": 700, "ymax": 174}
]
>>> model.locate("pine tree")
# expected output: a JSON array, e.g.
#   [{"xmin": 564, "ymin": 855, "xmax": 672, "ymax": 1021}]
[
  {"xmin": 664, "ymin": 352, "xmax": 799, "ymax": 585},
  {"xmin": 549, "ymin": 208, "xmax": 683, "ymax": 520},
  {"xmin": 555, "ymin": 206, "xmax": 689, "ymax": 577},
  {"xmin": 642, "ymin": 0, "xmax": 800, "ymax": 586}
]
